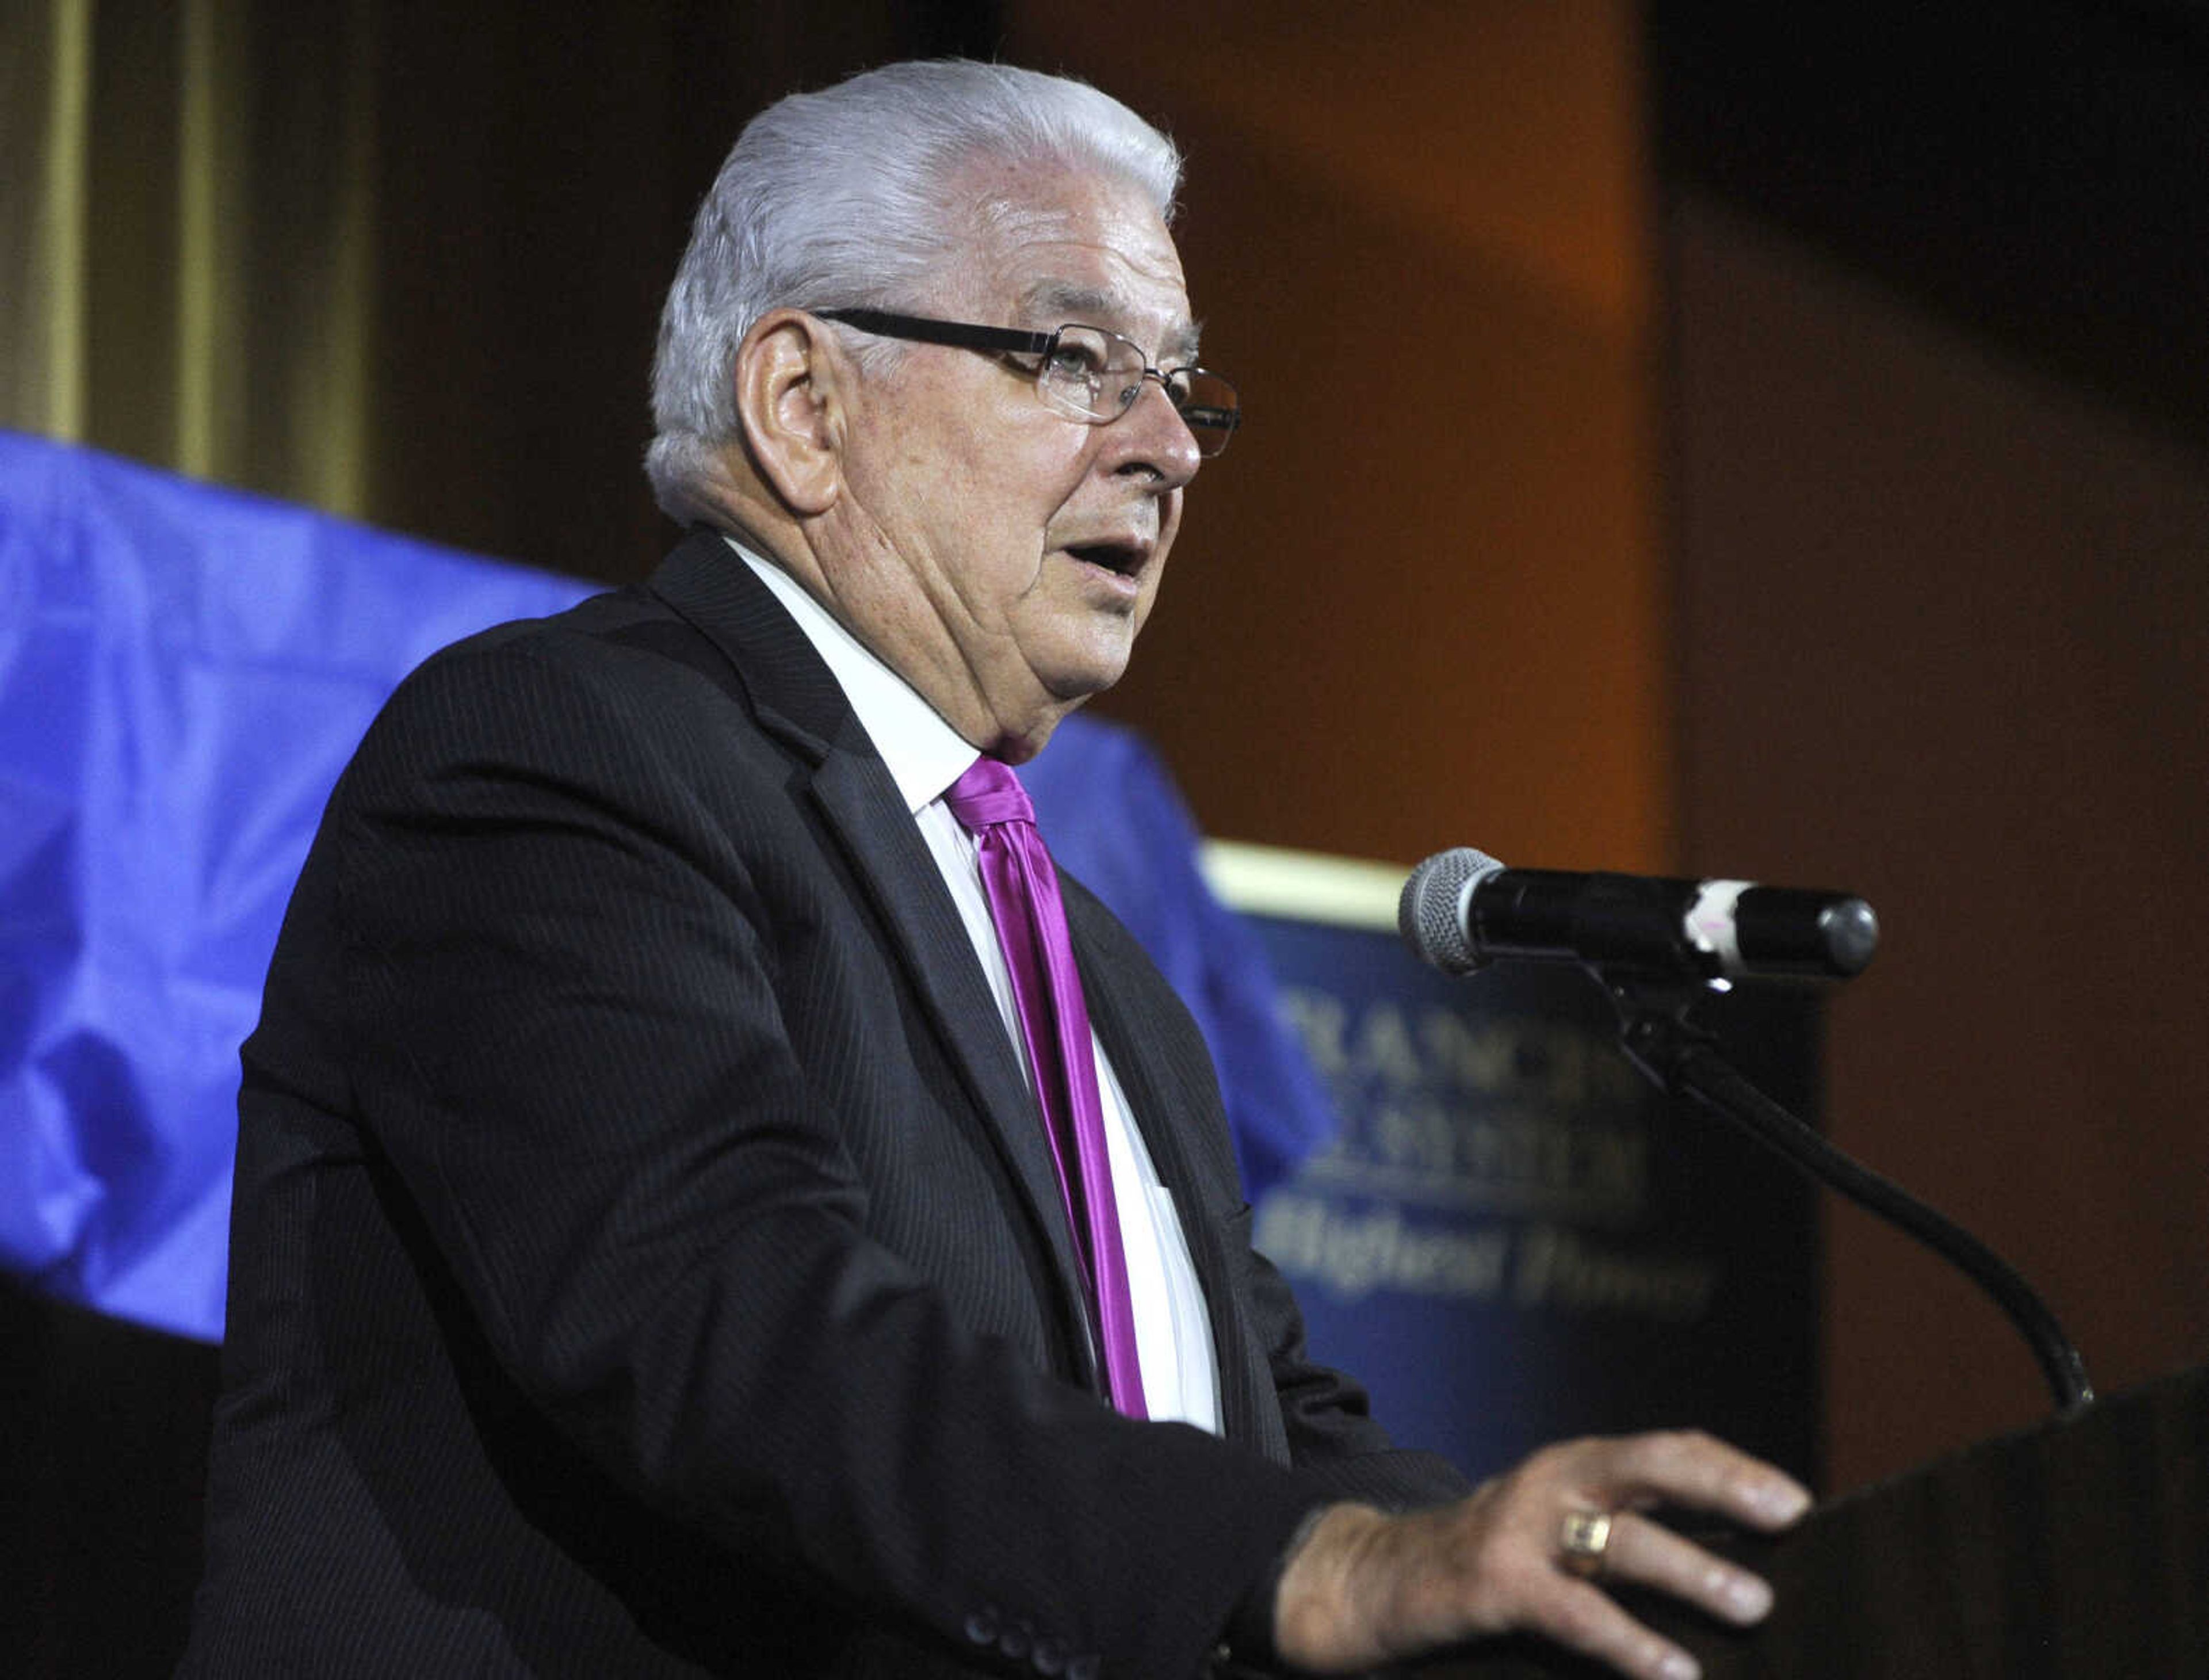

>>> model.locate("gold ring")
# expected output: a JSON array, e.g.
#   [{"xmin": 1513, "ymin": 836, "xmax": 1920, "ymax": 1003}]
[{"xmin": 1558, "ymin": 1509, "xmax": 1615, "ymax": 1580}]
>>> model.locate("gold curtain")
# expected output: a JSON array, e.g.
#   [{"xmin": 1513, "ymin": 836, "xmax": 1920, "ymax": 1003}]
[
  {"xmin": 2, "ymin": 0, "xmax": 94, "ymax": 446},
  {"xmin": 0, "ymin": 1, "xmax": 977, "ymax": 578},
  {"xmin": 3, "ymin": 0, "xmax": 381, "ymax": 516}
]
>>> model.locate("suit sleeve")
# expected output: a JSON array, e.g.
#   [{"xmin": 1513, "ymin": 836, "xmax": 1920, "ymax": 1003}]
[{"xmin": 328, "ymin": 632, "xmax": 1352, "ymax": 1679}]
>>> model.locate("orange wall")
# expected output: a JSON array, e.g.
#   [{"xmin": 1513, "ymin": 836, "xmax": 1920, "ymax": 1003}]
[
  {"xmin": 1007, "ymin": 3, "xmax": 1674, "ymax": 874},
  {"xmin": 1667, "ymin": 192, "xmax": 2209, "ymax": 1488}
]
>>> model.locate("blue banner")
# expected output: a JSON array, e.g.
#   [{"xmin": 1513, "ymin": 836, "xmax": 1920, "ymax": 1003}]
[{"xmin": 1233, "ymin": 902, "xmax": 1821, "ymax": 1483}]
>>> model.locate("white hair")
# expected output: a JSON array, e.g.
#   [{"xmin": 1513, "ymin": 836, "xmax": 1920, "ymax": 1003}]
[{"xmin": 644, "ymin": 60, "xmax": 1184, "ymax": 523}]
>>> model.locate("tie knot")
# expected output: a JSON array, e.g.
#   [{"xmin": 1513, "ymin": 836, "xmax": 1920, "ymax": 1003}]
[{"xmin": 945, "ymin": 756, "xmax": 1035, "ymax": 831}]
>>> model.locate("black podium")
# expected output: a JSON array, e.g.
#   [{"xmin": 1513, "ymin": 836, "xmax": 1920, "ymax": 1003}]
[{"xmin": 1437, "ymin": 1364, "xmax": 2208, "ymax": 1678}]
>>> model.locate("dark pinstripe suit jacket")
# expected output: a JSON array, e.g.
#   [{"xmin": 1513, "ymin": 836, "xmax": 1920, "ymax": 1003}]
[{"xmin": 181, "ymin": 530, "xmax": 1465, "ymax": 1678}]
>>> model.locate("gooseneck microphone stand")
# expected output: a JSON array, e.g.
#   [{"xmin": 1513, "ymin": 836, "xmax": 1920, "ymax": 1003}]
[{"xmin": 1597, "ymin": 969, "xmax": 2096, "ymax": 1418}]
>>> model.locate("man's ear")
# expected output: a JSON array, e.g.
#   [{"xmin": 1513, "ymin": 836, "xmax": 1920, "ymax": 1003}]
[{"xmin": 735, "ymin": 310, "xmax": 847, "ymax": 517}]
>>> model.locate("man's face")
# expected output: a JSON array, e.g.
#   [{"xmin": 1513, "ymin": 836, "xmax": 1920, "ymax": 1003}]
[{"xmin": 815, "ymin": 161, "xmax": 1204, "ymax": 759}]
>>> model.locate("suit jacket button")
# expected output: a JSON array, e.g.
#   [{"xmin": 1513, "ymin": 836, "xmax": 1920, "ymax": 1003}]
[
  {"xmin": 1067, "ymin": 1656, "xmax": 1100, "ymax": 1680},
  {"xmin": 964, "ymin": 1608, "xmax": 999, "ymax": 1645},
  {"xmin": 998, "ymin": 1619, "xmax": 1033, "ymax": 1660},
  {"xmin": 1033, "ymin": 1637, "xmax": 1067, "ymax": 1675}
]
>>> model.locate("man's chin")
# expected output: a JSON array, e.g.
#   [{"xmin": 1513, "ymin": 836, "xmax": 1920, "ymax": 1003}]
[
  {"xmin": 981, "ymin": 696, "xmax": 1083, "ymax": 764},
  {"xmin": 988, "ymin": 665, "xmax": 1123, "ymax": 762},
  {"xmin": 1047, "ymin": 656, "xmax": 1130, "ymax": 711}
]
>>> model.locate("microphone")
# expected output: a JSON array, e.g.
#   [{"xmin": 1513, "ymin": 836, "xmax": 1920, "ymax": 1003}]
[{"xmin": 1398, "ymin": 847, "xmax": 1879, "ymax": 982}]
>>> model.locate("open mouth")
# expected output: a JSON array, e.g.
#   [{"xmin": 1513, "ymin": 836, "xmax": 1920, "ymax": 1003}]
[{"xmin": 1064, "ymin": 541, "xmax": 1147, "ymax": 578}]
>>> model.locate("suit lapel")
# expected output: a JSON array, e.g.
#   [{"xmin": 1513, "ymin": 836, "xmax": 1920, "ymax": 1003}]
[
  {"xmin": 1069, "ymin": 896, "xmax": 1272, "ymax": 1450},
  {"xmin": 805, "ymin": 749, "xmax": 1099, "ymax": 1373},
  {"xmin": 641, "ymin": 533, "xmax": 1100, "ymax": 1387}
]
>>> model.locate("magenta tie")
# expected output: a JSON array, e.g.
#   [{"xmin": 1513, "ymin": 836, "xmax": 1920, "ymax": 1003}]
[{"xmin": 945, "ymin": 757, "xmax": 1147, "ymax": 1418}]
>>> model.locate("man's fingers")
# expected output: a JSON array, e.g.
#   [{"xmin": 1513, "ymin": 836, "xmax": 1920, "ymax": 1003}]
[
  {"xmin": 1531, "ymin": 1575, "xmax": 1703, "ymax": 1680},
  {"xmin": 1597, "ymin": 1510, "xmax": 1774, "ymax": 1627},
  {"xmin": 1529, "ymin": 1502, "xmax": 1792, "ymax": 1680},
  {"xmin": 1273, "ymin": 1435, "xmax": 1811, "ymax": 1678},
  {"xmin": 1580, "ymin": 1430, "xmax": 1811, "ymax": 1532}
]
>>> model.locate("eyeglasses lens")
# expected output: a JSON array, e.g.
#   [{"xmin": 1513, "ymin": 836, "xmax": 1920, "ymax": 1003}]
[{"xmin": 1035, "ymin": 327, "xmax": 1239, "ymax": 457}]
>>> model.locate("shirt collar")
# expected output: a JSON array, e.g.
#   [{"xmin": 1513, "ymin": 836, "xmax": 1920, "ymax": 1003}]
[{"xmin": 724, "ymin": 534, "xmax": 977, "ymax": 812}]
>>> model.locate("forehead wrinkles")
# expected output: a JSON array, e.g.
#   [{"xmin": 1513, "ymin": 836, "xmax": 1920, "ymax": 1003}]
[{"xmin": 948, "ymin": 165, "xmax": 1193, "ymax": 337}]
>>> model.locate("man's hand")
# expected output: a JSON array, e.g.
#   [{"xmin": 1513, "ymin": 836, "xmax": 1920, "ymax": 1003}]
[{"xmin": 1272, "ymin": 1432, "xmax": 1811, "ymax": 1680}]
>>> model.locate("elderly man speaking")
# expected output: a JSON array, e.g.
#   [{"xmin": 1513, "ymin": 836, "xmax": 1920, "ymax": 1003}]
[{"xmin": 181, "ymin": 59, "xmax": 1807, "ymax": 1680}]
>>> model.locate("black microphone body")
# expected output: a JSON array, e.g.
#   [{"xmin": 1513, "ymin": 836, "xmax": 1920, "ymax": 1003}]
[{"xmin": 1399, "ymin": 847, "xmax": 1878, "ymax": 982}]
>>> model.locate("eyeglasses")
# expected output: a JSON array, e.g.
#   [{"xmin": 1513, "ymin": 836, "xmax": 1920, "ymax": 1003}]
[{"xmin": 813, "ymin": 307, "xmax": 1241, "ymax": 458}]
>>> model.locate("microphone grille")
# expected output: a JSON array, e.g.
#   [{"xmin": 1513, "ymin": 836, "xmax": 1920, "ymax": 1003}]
[{"xmin": 1398, "ymin": 846, "xmax": 1505, "ymax": 975}]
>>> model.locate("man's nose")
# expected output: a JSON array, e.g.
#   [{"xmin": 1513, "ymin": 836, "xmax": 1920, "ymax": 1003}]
[{"xmin": 1109, "ymin": 376, "xmax": 1202, "ymax": 488}]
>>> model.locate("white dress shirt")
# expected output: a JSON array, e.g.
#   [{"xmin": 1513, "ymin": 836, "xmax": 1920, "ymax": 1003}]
[{"xmin": 731, "ymin": 539, "xmax": 1221, "ymax": 1433}]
